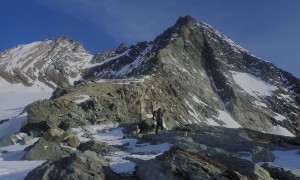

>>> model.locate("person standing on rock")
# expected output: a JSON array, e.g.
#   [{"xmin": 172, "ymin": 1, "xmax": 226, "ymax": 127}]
[{"xmin": 153, "ymin": 108, "xmax": 166, "ymax": 134}]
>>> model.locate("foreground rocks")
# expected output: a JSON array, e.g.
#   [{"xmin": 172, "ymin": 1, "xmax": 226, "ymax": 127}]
[
  {"xmin": 136, "ymin": 146, "xmax": 270, "ymax": 180},
  {"xmin": 24, "ymin": 151, "xmax": 112, "ymax": 180},
  {"xmin": 20, "ymin": 122, "xmax": 300, "ymax": 180}
]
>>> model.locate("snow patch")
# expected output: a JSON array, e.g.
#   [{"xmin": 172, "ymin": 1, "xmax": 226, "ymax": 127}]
[
  {"xmin": 273, "ymin": 112, "xmax": 286, "ymax": 121},
  {"xmin": 231, "ymin": 71, "xmax": 277, "ymax": 98},
  {"xmin": 271, "ymin": 125, "xmax": 294, "ymax": 137},
  {"xmin": 207, "ymin": 110, "xmax": 241, "ymax": 128},
  {"xmin": 184, "ymin": 99, "xmax": 202, "ymax": 123},
  {"xmin": 240, "ymin": 149, "xmax": 300, "ymax": 170},
  {"xmin": 253, "ymin": 101, "xmax": 268, "ymax": 108}
]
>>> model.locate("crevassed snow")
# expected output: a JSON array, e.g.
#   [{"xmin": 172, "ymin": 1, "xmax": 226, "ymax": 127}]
[
  {"xmin": 231, "ymin": 71, "xmax": 277, "ymax": 98},
  {"xmin": 271, "ymin": 125, "xmax": 294, "ymax": 137}
]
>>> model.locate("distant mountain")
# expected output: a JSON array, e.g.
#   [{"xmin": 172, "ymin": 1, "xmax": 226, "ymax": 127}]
[
  {"xmin": 0, "ymin": 35, "xmax": 92, "ymax": 92},
  {"xmin": 79, "ymin": 16, "xmax": 300, "ymax": 135}
]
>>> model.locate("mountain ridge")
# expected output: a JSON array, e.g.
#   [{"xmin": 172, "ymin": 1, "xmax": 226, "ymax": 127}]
[
  {"xmin": 1, "ymin": 16, "xmax": 300, "ymax": 135},
  {"xmin": 1, "ymin": 16, "xmax": 300, "ymax": 179}
]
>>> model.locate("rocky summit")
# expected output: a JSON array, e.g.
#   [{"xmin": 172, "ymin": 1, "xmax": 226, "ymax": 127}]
[{"xmin": 1, "ymin": 16, "xmax": 300, "ymax": 179}]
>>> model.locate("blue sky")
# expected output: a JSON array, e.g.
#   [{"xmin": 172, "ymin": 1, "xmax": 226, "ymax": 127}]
[{"xmin": 1, "ymin": 0, "xmax": 300, "ymax": 78}]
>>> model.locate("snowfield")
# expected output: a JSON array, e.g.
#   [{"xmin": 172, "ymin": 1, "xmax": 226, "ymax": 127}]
[{"xmin": 231, "ymin": 71, "xmax": 277, "ymax": 98}]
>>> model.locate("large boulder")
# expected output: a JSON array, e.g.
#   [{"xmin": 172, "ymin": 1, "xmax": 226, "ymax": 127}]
[
  {"xmin": 0, "ymin": 135, "xmax": 15, "ymax": 147},
  {"xmin": 252, "ymin": 146, "xmax": 275, "ymax": 163},
  {"xmin": 22, "ymin": 137, "xmax": 73, "ymax": 160},
  {"xmin": 77, "ymin": 140, "xmax": 117, "ymax": 154},
  {"xmin": 138, "ymin": 118, "xmax": 155, "ymax": 133},
  {"xmin": 136, "ymin": 147, "xmax": 248, "ymax": 180},
  {"xmin": 64, "ymin": 135, "xmax": 80, "ymax": 148},
  {"xmin": 21, "ymin": 99, "xmax": 85, "ymax": 136},
  {"xmin": 24, "ymin": 151, "xmax": 112, "ymax": 180}
]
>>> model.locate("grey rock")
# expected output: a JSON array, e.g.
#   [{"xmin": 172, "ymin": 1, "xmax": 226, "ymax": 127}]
[
  {"xmin": 0, "ymin": 135, "xmax": 15, "ymax": 147},
  {"xmin": 20, "ymin": 135, "xmax": 34, "ymax": 145},
  {"xmin": 252, "ymin": 146, "xmax": 275, "ymax": 163},
  {"xmin": 136, "ymin": 146, "xmax": 255, "ymax": 180},
  {"xmin": 22, "ymin": 137, "xmax": 73, "ymax": 160},
  {"xmin": 20, "ymin": 99, "xmax": 86, "ymax": 136},
  {"xmin": 24, "ymin": 151, "xmax": 111, "ymax": 180},
  {"xmin": 77, "ymin": 140, "xmax": 117, "ymax": 155},
  {"xmin": 64, "ymin": 135, "xmax": 80, "ymax": 148},
  {"xmin": 262, "ymin": 163, "xmax": 300, "ymax": 180}
]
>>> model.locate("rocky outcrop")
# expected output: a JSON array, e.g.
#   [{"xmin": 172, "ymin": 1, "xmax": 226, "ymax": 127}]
[
  {"xmin": 252, "ymin": 146, "xmax": 275, "ymax": 163},
  {"xmin": 77, "ymin": 140, "xmax": 117, "ymax": 154},
  {"xmin": 22, "ymin": 128, "xmax": 73, "ymax": 160},
  {"xmin": 262, "ymin": 163, "xmax": 300, "ymax": 180},
  {"xmin": 24, "ymin": 151, "xmax": 112, "ymax": 180},
  {"xmin": 21, "ymin": 99, "xmax": 86, "ymax": 136},
  {"xmin": 136, "ymin": 146, "xmax": 270, "ymax": 180}
]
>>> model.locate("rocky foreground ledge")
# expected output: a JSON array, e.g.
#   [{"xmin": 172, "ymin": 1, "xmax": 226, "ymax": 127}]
[{"xmin": 18, "ymin": 122, "xmax": 300, "ymax": 180}]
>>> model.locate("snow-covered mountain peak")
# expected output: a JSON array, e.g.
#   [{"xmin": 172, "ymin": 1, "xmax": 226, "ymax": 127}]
[{"xmin": 0, "ymin": 36, "xmax": 93, "ymax": 92}]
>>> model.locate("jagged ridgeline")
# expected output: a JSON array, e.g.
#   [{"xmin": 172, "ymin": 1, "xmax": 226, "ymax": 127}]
[
  {"xmin": 1, "ymin": 16, "xmax": 300, "ymax": 136},
  {"xmin": 2, "ymin": 15, "xmax": 300, "ymax": 180}
]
